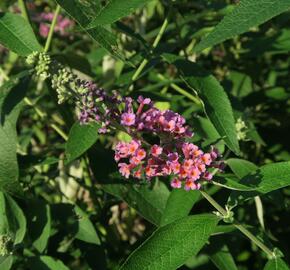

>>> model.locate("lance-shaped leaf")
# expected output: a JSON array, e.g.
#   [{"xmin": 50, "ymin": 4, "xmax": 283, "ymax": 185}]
[
  {"xmin": 0, "ymin": 12, "xmax": 42, "ymax": 55},
  {"xmin": 0, "ymin": 72, "xmax": 30, "ymax": 196},
  {"xmin": 27, "ymin": 200, "xmax": 51, "ymax": 253},
  {"xmin": 65, "ymin": 122, "xmax": 100, "ymax": 164},
  {"xmin": 264, "ymin": 258, "xmax": 290, "ymax": 270},
  {"xmin": 160, "ymin": 189, "xmax": 200, "ymax": 226},
  {"xmin": 227, "ymin": 158, "xmax": 258, "ymax": 178},
  {"xmin": 228, "ymin": 161, "xmax": 290, "ymax": 205},
  {"xmin": 0, "ymin": 192, "xmax": 27, "ymax": 245},
  {"xmin": 103, "ymin": 181, "xmax": 170, "ymax": 225},
  {"xmin": 208, "ymin": 244, "xmax": 238, "ymax": 270},
  {"xmin": 87, "ymin": 0, "xmax": 152, "ymax": 27},
  {"xmin": 120, "ymin": 214, "xmax": 219, "ymax": 270},
  {"xmin": 28, "ymin": 256, "xmax": 70, "ymax": 270},
  {"xmin": 55, "ymin": 0, "xmax": 126, "ymax": 61},
  {"xmin": 163, "ymin": 54, "xmax": 240, "ymax": 154},
  {"xmin": 194, "ymin": 0, "xmax": 290, "ymax": 52}
]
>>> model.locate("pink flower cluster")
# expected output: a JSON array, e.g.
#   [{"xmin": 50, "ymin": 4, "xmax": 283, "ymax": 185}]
[
  {"xmin": 115, "ymin": 139, "xmax": 222, "ymax": 190},
  {"xmin": 37, "ymin": 12, "xmax": 74, "ymax": 38},
  {"xmin": 76, "ymin": 81, "xmax": 223, "ymax": 190},
  {"xmin": 120, "ymin": 96, "xmax": 192, "ymax": 139}
]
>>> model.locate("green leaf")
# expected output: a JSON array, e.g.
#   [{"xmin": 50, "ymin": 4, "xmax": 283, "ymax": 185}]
[
  {"xmin": 0, "ymin": 12, "xmax": 42, "ymax": 56},
  {"xmin": 27, "ymin": 201, "xmax": 51, "ymax": 253},
  {"xmin": 194, "ymin": 0, "xmax": 290, "ymax": 52},
  {"xmin": 264, "ymin": 258, "xmax": 290, "ymax": 270},
  {"xmin": 229, "ymin": 161, "xmax": 290, "ymax": 205},
  {"xmin": 209, "ymin": 244, "xmax": 238, "ymax": 270},
  {"xmin": 74, "ymin": 205, "xmax": 101, "ymax": 245},
  {"xmin": 65, "ymin": 122, "xmax": 100, "ymax": 164},
  {"xmin": 55, "ymin": 0, "xmax": 126, "ymax": 61},
  {"xmin": 213, "ymin": 175, "xmax": 257, "ymax": 191},
  {"xmin": 160, "ymin": 189, "xmax": 200, "ymax": 226},
  {"xmin": 87, "ymin": 0, "xmax": 151, "ymax": 27},
  {"xmin": 0, "ymin": 256, "xmax": 13, "ymax": 270},
  {"xmin": 50, "ymin": 203, "xmax": 100, "ymax": 245},
  {"xmin": 0, "ymin": 192, "xmax": 26, "ymax": 245},
  {"xmin": 119, "ymin": 214, "xmax": 219, "ymax": 270},
  {"xmin": 164, "ymin": 54, "xmax": 240, "ymax": 154},
  {"xmin": 227, "ymin": 158, "xmax": 258, "ymax": 178},
  {"xmin": 28, "ymin": 256, "xmax": 70, "ymax": 270},
  {"xmin": 0, "ymin": 73, "xmax": 30, "ymax": 197},
  {"xmin": 103, "ymin": 181, "xmax": 170, "ymax": 225}
]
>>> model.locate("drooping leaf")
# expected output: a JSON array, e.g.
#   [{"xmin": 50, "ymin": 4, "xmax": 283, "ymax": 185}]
[
  {"xmin": 160, "ymin": 189, "xmax": 200, "ymax": 226},
  {"xmin": 194, "ymin": 0, "xmax": 290, "ymax": 52},
  {"xmin": 0, "ymin": 73, "xmax": 30, "ymax": 196},
  {"xmin": 74, "ymin": 205, "xmax": 101, "ymax": 245},
  {"xmin": 227, "ymin": 158, "xmax": 258, "ymax": 178},
  {"xmin": 103, "ymin": 181, "xmax": 170, "ymax": 225},
  {"xmin": 65, "ymin": 122, "xmax": 100, "ymax": 164},
  {"xmin": 27, "ymin": 200, "xmax": 51, "ymax": 253},
  {"xmin": 213, "ymin": 175, "xmax": 257, "ymax": 191},
  {"xmin": 0, "ymin": 192, "xmax": 26, "ymax": 245},
  {"xmin": 264, "ymin": 258, "xmax": 290, "ymax": 270},
  {"xmin": 208, "ymin": 244, "xmax": 238, "ymax": 270},
  {"xmin": 87, "ymin": 0, "xmax": 151, "ymax": 27},
  {"xmin": 119, "ymin": 214, "xmax": 219, "ymax": 270},
  {"xmin": 50, "ymin": 203, "xmax": 100, "ymax": 245},
  {"xmin": 0, "ymin": 256, "xmax": 13, "ymax": 270},
  {"xmin": 0, "ymin": 12, "xmax": 42, "ymax": 56},
  {"xmin": 163, "ymin": 54, "xmax": 240, "ymax": 154},
  {"xmin": 55, "ymin": 0, "xmax": 126, "ymax": 61},
  {"xmin": 28, "ymin": 256, "xmax": 70, "ymax": 270},
  {"xmin": 229, "ymin": 161, "xmax": 290, "ymax": 205}
]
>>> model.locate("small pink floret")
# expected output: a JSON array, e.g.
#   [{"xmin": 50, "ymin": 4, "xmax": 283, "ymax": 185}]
[
  {"xmin": 121, "ymin": 112, "xmax": 136, "ymax": 126},
  {"xmin": 171, "ymin": 178, "xmax": 182, "ymax": 189}
]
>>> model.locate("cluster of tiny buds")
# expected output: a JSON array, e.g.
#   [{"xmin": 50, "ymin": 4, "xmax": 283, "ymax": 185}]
[
  {"xmin": 0, "ymin": 234, "xmax": 13, "ymax": 257},
  {"xmin": 26, "ymin": 52, "xmax": 51, "ymax": 80},
  {"xmin": 26, "ymin": 52, "xmax": 86, "ymax": 104}
]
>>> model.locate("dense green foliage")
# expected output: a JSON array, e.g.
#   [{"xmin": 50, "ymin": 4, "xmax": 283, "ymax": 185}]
[{"xmin": 0, "ymin": 0, "xmax": 290, "ymax": 269}]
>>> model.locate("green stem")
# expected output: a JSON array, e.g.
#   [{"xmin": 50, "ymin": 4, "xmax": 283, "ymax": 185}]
[
  {"xmin": 200, "ymin": 190, "xmax": 275, "ymax": 259},
  {"xmin": 44, "ymin": 5, "xmax": 61, "ymax": 52},
  {"xmin": 18, "ymin": 0, "xmax": 30, "ymax": 23},
  {"xmin": 157, "ymin": 74, "xmax": 201, "ymax": 105},
  {"xmin": 51, "ymin": 123, "xmax": 68, "ymax": 141},
  {"xmin": 0, "ymin": 67, "xmax": 9, "ymax": 81},
  {"xmin": 131, "ymin": 11, "xmax": 170, "ymax": 82}
]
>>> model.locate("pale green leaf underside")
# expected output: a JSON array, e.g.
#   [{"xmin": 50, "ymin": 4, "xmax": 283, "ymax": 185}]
[{"xmin": 194, "ymin": 0, "xmax": 290, "ymax": 52}]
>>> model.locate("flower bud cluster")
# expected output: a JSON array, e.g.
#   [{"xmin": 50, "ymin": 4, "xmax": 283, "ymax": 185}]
[
  {"xmin": 26, "ymin": 51, "xmax": 51, "ymax": 80},
  {"xmin": 0, "ymin": 234, "xmax": 12, "ymax": 256},
  {"xmin": 26, "ymin": 52, "xmax": 84, "ymax": 104}
]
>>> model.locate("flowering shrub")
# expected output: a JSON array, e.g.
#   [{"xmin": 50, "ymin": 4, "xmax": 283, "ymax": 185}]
[{"xmin": 0, "ymin": 1, "xmax": 290, "ymax": 270}]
